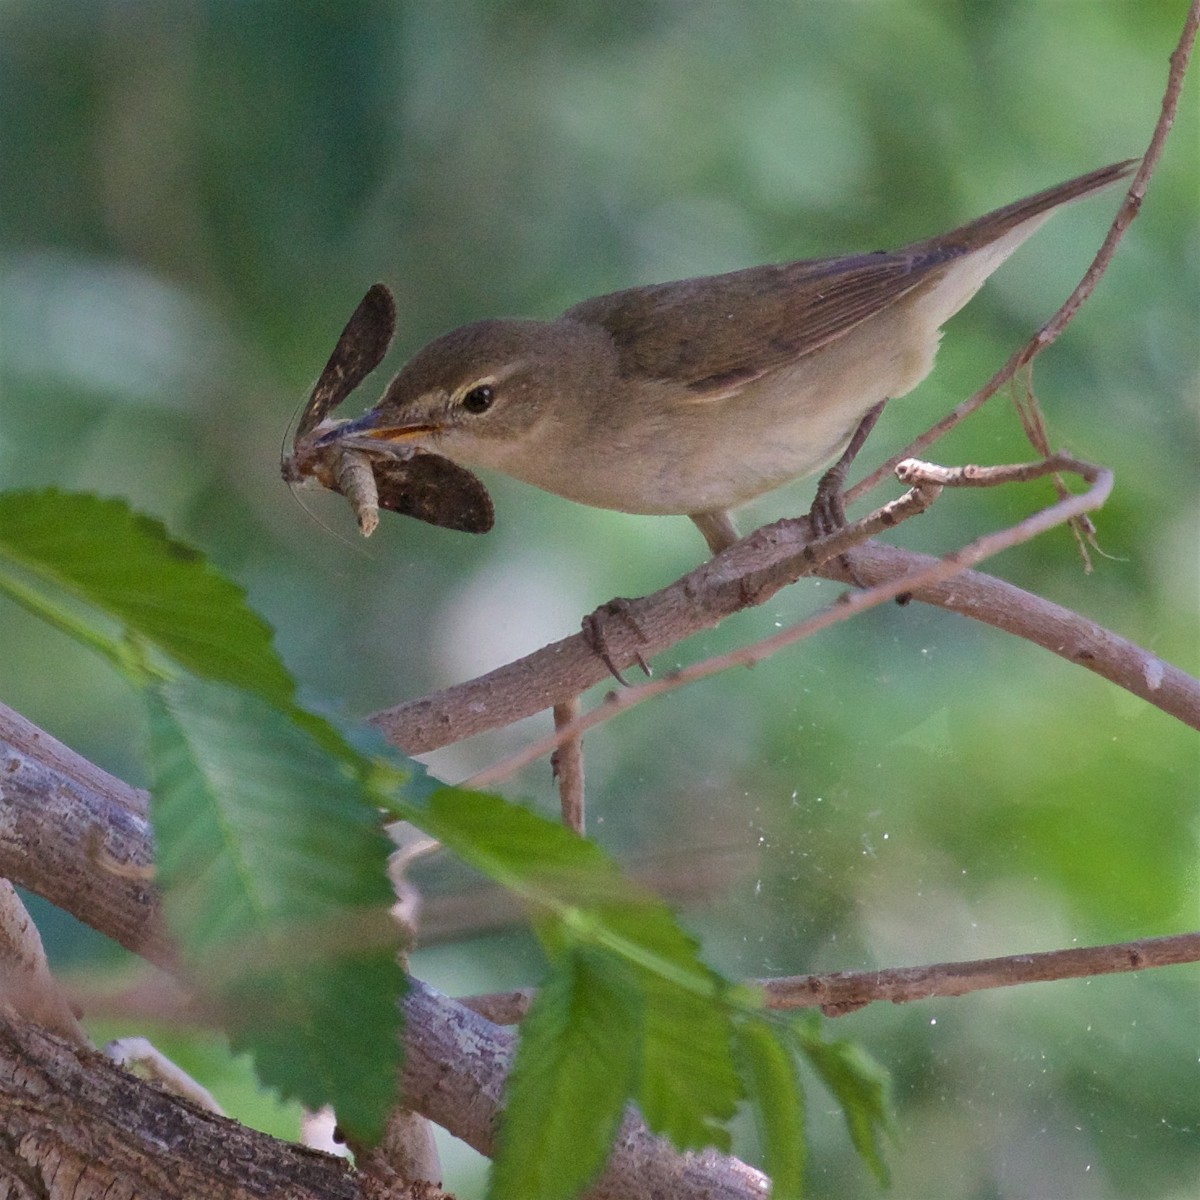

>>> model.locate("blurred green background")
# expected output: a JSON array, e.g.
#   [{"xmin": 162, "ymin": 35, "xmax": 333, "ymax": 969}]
[{"xmin": 1, "ymin": 1, "xmax": 1197, "ymax": 1196}]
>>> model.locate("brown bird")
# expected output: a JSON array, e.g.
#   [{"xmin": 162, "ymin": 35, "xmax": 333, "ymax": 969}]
[{"xmin": 319, "ymin": 159, "xmax": 1135, "ymax": 553}]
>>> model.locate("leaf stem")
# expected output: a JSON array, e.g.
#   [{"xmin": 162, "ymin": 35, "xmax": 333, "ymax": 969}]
[{"xmin": 0, "ymin": 566, "xmax": 164, "ymax": 686}]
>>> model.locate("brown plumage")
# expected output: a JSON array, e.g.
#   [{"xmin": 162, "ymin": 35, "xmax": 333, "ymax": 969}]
[{"xmin": 313, "ymin": 160, "xmax": 1135, "ymax": 552}]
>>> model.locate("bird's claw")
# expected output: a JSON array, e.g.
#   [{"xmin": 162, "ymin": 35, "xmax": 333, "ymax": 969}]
[{"xmin": 581, "ymin": 598, "xmax": 652, "ymax": 685}]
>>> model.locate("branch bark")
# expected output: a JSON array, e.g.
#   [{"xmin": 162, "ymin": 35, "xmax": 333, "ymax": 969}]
[
  {"xmin": 369, "ymin": 527, "xmax": 1200, "ymax": 758},
  {"xmin": 0, "ymin": 700, "xmax": 769, "ymax": 1200},
  {"xmin": 758, "ymin": 932, "xmax": 1200, "ymax": 1014},
  {"xmin": 0, "ymin": 1007, "xmax": 359, "ymax": 1200}
]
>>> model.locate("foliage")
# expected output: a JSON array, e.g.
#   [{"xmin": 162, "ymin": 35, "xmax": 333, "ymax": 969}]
[
  {"xmin": 1, "ymin": 3, "xmax": 1196, "ymax": 1196},
  {"xmin": 0, "ymin": 488, "xmax": 889, "ymax": 1192}
]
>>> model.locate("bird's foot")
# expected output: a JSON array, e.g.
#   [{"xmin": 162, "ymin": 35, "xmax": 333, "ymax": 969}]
[
  {"xmin": 806, "ymin": 401, "xmax": 887, "ymax": 585},
  {"xmin": 809, "ymin": 465, "xmax": 849, "ymax": 538},
  {"xmin": 810, "ymin": 400, "xmax": 887, "ymax": 535},
  {"xmin": 581, "ymin": 598, "xmax": 652, "ymax": 686}
]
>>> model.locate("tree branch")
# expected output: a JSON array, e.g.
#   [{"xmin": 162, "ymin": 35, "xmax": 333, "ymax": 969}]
[
  {"xmin": 8, "ymin": 696, "xmax": 1199, "ymax": 1197},
  {"xmin": 370, "ymin": 512, "xmax": 1199, "ymax": 761},
  {"xmin": 366, "ymin": 6, "xmax": 1200, "ymax": 754},
  {"xmin": 847, "ymin": 0, "xmax": 1194, "ymax": 502},
  {"xmin": 759, "ymin": 932, "xmax": 1200, "ymax": 1015},
  {"xmin": 0, "ymin": 1007, "xmax": 360, "ymax": 1200},
  {"xmin": 0, "ymin": 701, "xmax": 769, "ymax": 1200},
  {"xmin": 465, "ymin": 454, "xmax": 1156, "ymax": 789},
  {"xmin": 0, "ymin": 702, "xmax": 169, "ymax": 963},
  {"xmin": 462, "ymin": 933, "xmax": 1200, "ymax": 1026}
]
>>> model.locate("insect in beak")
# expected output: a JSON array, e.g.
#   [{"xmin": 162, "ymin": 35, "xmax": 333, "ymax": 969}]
[{"xmin": 281, "ymin": 284, "xmax": 493, "ymax": 536}]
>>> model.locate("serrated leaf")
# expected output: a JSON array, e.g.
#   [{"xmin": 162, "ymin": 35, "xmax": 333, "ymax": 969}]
[
  {"xmin": 792, "ymin": 1016, "xmax": 892, "ymax": 1186},
  {"xmin": 737, "ymin": 1017, "xmax": 807, "ymax": 1199},
  {"xmin": 412, "ymin": 786, "xmax": 622, "ymax": 898},
  {"xmin": 145, "ymin": 676, "xmax": 404, "ymax": 1141},
  {"xmin": 0, "ymin": 490, "xmax": 294, "ymax": 705},
  {"xmin": 491, "ymin": 947, "xmax": 641, "ymax": 1200},
  {"xmin": 600, "ymin": 899, "xmax": 741, "ymax": 1151},
  {"xmin": 413, "ymin": 787, "xmax": 743, "ymax": 1151},
  {"xmin": 228, "ymin": 952, "xmax": 407, "ymax": 1142}
]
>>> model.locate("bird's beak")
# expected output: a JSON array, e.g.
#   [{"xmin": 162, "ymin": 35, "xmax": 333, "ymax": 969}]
[{"xmin": 315, "ymin": 410, "xmax": 440, "ymax": 449}]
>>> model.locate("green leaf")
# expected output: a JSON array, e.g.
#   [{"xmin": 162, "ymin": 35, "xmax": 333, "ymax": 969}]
[
  {"xmin": 491, "ymin": 947, "xmax": 641, "ymax": 1200},
  {"xmin": 0, "ymin": 490, "xmax": 295, "ymax": 705},
  {"xmin": 0, "ymin": 558, "xmax": 153, "ymax": 679},
  {"xmin": 600, "ymin": 899, "xmax": 740, "ymax": 1151},
  {"xmin": 792, "ymin": 1015, "xmax": 892, "ymax": 1186},
  {"xmin": 737, "ymin": 1017, "xmax": 807, "ymax": 1199},
  {"xmin": 145, "ymin": 676, "xmax": 404, "ymax": 1141},
  {"xmin": 412, "ymin": 787, "xmax": 743, "ymax": 1151},
  {"xmin": 409, "ymin": 785, "xmax": 629, "ymax": 906},
  {"xmin": 228, "ymin": 952, "xmax": 407, "ymax": 1143}
]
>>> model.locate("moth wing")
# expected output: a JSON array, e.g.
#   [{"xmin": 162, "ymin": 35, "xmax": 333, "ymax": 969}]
[
  {"xmin": 372, "ymin": 453, "xmax": 495, "ymax": 534},
  {"xmin": 296, "ymin": 284, "xmax": 397, "ymax": 438}
]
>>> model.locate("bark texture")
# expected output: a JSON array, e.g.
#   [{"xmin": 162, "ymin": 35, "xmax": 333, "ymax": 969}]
[{"xmin": 0, "ymin": 1009, "xmax": 357, "ymax": 1199}]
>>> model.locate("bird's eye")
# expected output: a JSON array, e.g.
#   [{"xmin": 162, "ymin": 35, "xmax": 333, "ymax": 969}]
[{"xmin": 461, "ymin": 384, "xmax": 495, "ymax": 414}]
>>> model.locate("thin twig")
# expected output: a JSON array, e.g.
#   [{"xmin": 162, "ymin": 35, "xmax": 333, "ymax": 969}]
[
  {"xmin": 847, "ymin": 0, "xmax": 1195, "ymax": 506},
  {"xmin": 458, "ymin": 932, "xmax": 1200, "ymax": 1025},
  {"xmin": 760, "ymin": 931, "xmax": 1200, "ymax": 1015},
  {"xmin": 551, "ymin": 697, "xmax": 586, "ymax": 834}
]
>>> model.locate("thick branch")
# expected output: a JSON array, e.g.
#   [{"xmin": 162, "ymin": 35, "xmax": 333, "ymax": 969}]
[
  {"xmin": 0, "ymin": 1008, "xmax": 358, "ymax": 1199},
  {"xmin": 0, "ymin": 703, "xmax": 768, "ymax": 1200},
  {"xmin": 0, "ymin": 703, "xmax": 168, "ymax": 963},
  {"xmin": 404, "ymin": 977, "xmax": 768, "ymax": 1200}
]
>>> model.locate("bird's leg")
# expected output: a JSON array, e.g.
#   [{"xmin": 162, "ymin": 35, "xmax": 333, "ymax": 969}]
[
  {"xmin": 690, "ymin": 509, "xmax": 740, "ymax": 555},
  {"xmin": 810, "ymin": 400, "xmax": 887, "ymax": 535},
  {"xmin": 581, "ymin": 599, "xmax": 652, "ymax": 686}
]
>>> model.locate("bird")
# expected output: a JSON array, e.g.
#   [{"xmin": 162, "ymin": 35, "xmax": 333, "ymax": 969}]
[{"xmin": 318, "ymin": 159, "xmax": 1135, "ymax": 554}]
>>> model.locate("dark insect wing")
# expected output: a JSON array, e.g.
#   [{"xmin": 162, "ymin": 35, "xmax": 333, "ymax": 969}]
[
  {"xmin": 286, "ymin": 285, "xmax": 493, "ymax": 538},
  {"xmin": 372, "ymin": 454, "xmax": 495, "ymax": 534},
  {"xmin": 296, "ymin": 284, "xmax": 398, "ymax": 439}
]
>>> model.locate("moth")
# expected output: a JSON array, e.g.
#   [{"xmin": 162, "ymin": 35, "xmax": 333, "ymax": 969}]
[{"xmin": 281, "ymin": 284, "xmax": 494, "ymax": 537}]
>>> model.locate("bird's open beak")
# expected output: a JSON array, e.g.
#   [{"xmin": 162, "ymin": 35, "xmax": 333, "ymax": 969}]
[{"xmin": 315, "ymin": 410, "xmax": 440, "ymax": 449}]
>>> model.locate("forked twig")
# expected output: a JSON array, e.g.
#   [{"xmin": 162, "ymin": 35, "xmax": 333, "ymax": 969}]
[{"xmin": 847, "ymin": 0, "xmax": 1196, "ymax": 505}]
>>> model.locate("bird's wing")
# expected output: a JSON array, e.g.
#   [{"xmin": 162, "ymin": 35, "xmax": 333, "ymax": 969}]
[
  {"xmin": 561, "ymin": 249, "xmax": 948, "ymax": 397},
  {"xmin": 563, "ymin": 159, "xmax": 1136, "ymax": 398}
]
